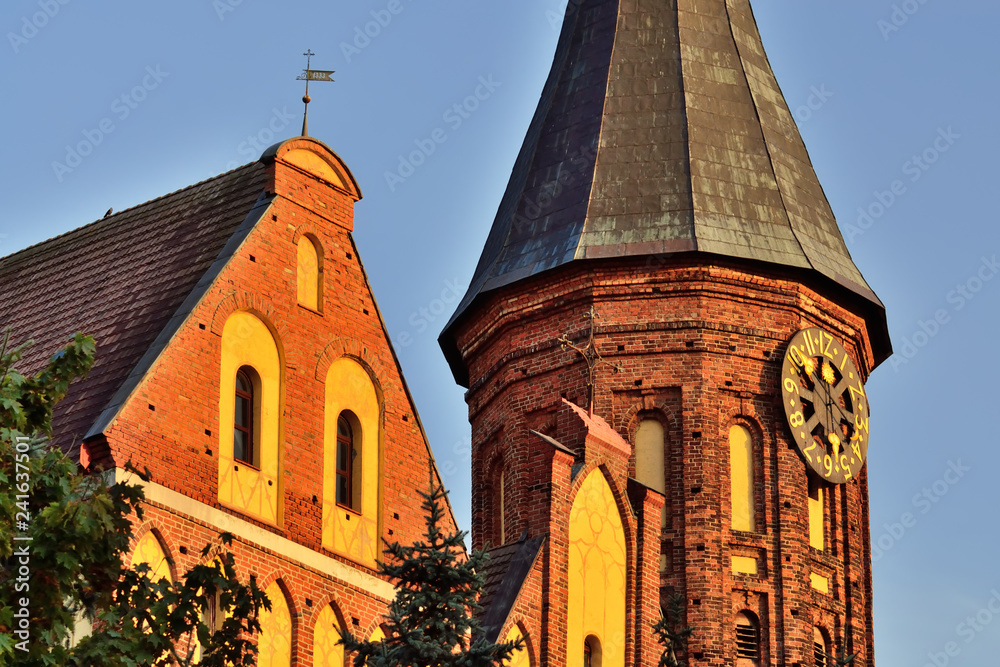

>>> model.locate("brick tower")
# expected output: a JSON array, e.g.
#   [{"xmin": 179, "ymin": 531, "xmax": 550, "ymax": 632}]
[{"xmin": 440, "ymin": 1, "xmax": 891, "ymax": 666}]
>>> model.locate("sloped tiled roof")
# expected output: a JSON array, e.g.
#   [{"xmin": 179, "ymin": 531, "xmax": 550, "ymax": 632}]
[
  {"xmin": 478, "ymin": 535, "xmax": 544, "ymax": 642},
  {"xmin": 441, "ymin": 0, "xmax": 891, "ymax": 381},
  {"xmin": 0, "ymin": 164, "xmax": 270, "ymax": 455}
]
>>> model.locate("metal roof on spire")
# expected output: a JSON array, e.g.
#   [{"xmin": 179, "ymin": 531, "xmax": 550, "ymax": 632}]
[{"xmin": 441, "ymin": 0, "xmax": 890, "ymax": 381}]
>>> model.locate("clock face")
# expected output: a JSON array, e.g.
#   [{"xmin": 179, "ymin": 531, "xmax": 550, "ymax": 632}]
[{"xmin": 780, "ymin": 327, "xmax": 870, "ymax": 484}]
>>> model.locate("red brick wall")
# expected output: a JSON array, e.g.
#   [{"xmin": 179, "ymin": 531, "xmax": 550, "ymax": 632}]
[
  {"xmin": 452, "ymin": 257, "xmax": 878, "ymax": 666},
  {"xmin": 96, "ymin": 145, "xmax": 457, "ymax": 662}
]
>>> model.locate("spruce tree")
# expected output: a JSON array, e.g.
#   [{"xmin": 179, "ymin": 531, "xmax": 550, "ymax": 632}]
[
  {"xmin": 653, "ymin": 591, "xmax": 693, "ymax": 667},
  {"xmin": 340, "ymin": 480, "xmax": 522, "ymax": 667}
]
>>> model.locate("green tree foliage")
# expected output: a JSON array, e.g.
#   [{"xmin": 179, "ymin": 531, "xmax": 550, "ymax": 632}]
[
  {"xmin": 340, "ymin": 481, "xmax": 523, "ymax": 667},
  {"xmin": 653, "ymin": 591, "xmax": 693, "ymax": 667},
  {"xmin": 0, "ymin": 332, "xmax": 269, "ymax": 666}
]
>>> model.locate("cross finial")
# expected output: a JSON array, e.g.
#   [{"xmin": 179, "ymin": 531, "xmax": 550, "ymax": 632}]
[
  {"xmin": 557, "ymin": 307, "xmax": 622, "ymax": 416},
  {"xmin": 296, "ymin": 49, "xmax": 335, "ymax": 137}
]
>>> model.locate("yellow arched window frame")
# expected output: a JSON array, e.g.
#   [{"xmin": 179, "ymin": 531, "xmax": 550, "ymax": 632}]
[
  {"xmin": 323, "ymin": 357, "xmax": 380, "ymax": 567},
  {"xmin": 258, "ymin": 580, "xmax": 292, "ymax": 667},
  {"xmin": 313, "ymin": 604, "xmax": 345, "ymax": 667},
  {"xmin": 297, "ymin": 235, "xmax": 322, "ymax": 311},
  {"xmin": 567, "ymin": 469, "xmax": 626, "ymax": 667},
  {"xmin": 218, "ymin": 311, "xmax": 283, "ymax": 525}
]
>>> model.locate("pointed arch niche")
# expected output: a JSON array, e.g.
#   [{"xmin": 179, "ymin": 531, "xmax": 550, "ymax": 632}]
[
  {"xmin": 323, "ymin": 356, "xmax": 381, "ymax": 567},
  {"xmin": 312, "ymin": 603, "xmax": 345, "ymax": 667},
  {"xmin": 567, "ymin": 469, "xmax": 626, "ymax": 667},
  {"xmin": 218, "ymin": 311, "xmax": 283, "ymax": 525},
  {"xmin": 258, "ymin": 580, "xmax": 293, "ymax": 667},
  {"xmin": 296, "ymin": 234, "xmax": 323, "ymax": 311}
]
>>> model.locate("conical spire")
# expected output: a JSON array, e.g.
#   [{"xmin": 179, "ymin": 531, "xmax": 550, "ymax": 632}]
[{"xmin": 442, "ymin": 0, "xmax": 889, "ymax": 380}]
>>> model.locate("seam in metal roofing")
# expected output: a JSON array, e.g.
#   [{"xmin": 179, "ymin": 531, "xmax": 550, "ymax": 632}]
[{"xmin": 441, "ymin": 0, "xmax": 889, "ymax": 379}]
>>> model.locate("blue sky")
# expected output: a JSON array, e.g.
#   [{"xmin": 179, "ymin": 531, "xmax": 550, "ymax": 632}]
[{"xmin": 2, "ymin": 1, "xmax": 998, "ymax": 664}]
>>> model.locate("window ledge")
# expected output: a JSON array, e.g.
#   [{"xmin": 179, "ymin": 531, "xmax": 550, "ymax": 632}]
[{"xmin": 297, "ymin": 303, "xmax": 323, "ymax": 316}]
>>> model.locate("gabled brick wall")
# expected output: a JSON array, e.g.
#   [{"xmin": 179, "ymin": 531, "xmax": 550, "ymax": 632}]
[{"xmin": 85, "ymin": 138, "xmax": 456, "ymax": 663}]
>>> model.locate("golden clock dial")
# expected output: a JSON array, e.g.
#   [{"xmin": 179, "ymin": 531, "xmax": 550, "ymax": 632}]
[{"xmin": 780, "ymin": 327, "xmax": 870, "ymax": 484}]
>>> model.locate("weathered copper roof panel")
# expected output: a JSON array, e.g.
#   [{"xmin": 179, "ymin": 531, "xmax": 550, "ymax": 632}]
[{"xmin": 442, "ymin": 0, "xmax": 888, "ymax": 373}]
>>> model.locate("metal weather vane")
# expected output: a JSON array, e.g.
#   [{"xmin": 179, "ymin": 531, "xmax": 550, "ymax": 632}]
[
  {"xmin": 296, "ymin": 49, "xmax": 335, "ymax": 137},
  {"xmin": 557, "ymin": 306, "xmax": 622, "ymax": 415}
]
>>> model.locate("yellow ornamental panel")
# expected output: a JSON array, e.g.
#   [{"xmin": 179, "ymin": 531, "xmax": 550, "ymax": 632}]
[
  {"xmin": 218, "ymin": 311, "xmax": 282, "ymax": 525},
  {"xmin": 567, "ymin": 469, "xmax": 626, "ymax": 667},
  {"xmin": 312, "ymin": 605, "xmax": 344, "ymax": 667},
  {"xmin": 809, "ymin": 480, "xmax": 825, "ymax": 550},
  {"xmin": 729, "ymin": 425, "xmax": 755, "ymax": 532},
  {"xmin": 130, "ymin": 532, "xmax": 172, "ymax": 583},
  {"xmin": 297, "ymin": 236, "xmax": 320, "ymax": 310},
  {"xmin": 258, "ymin": 582, "xmax": 292, "ymax": 667},
  {"xmin": 323, "ymin": 357, "xmax": 380, "ymax": 567},
  {"xmin": 504, "ymin": 626, "xmax": 529, "ymax": 667}
]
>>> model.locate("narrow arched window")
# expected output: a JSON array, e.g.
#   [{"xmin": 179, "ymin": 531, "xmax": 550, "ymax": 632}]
[
  {"xmin": 735, "ymin": 611, "xmax": 760, "ymax": 665},
  {"xmin": 234, "ymin": 368, "xmax": 256, "ymax": 465},
  {"xmin": 297, "ymin": 235, "xmax": 322, "ymax": 311},
  {"xmin": 813, "ymin": 627, "xmax": 829, "ymax": 666},
  {"xmin": 335, "ymin": 415, "xmax": 355, "ymax": 508},
  {"xmin": 729, "ymin": 424, "xmax": 755, "ymax": 532},
  {"xmin": 499, "ymin": 469, "xmax": 506, "ymax": 544},
  {"xmin": 584, "ymin": 635, "xmax": 602, "ymax": 667},
  {"xmin": 635, "ymin": 418, "xmax": 666, "ymax": 528}
]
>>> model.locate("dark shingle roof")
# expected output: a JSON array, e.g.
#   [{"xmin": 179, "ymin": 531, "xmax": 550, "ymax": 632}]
[
  {"xmin": 0, "ymin": 164, "xmax": 270, "ymax": 454},
  {"xmin": 441, "ymin": 0, "xmax": 890, "ymax": 382},
  {"xmin": 478, "ymin": 535, "xmax": 544, "ymax": 642}
]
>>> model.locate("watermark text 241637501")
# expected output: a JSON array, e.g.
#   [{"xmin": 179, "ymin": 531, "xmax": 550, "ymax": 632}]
[
  {"xmin": 12, "ymin": 435, "xmax": 34, "ymax": 652},
  {"xmin": 7, "ymin": 0, "xmax": 71, "ymax": 54},
  {"xmin": 51, "ymin": 65, "xmax": 169, "ymax": 183}
]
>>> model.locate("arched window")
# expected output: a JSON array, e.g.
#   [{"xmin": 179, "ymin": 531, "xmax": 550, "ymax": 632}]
[
  {"xmin": 729, "ymin": 424, "xmax": 756, "ymax": 532},
  {"xmin": 335, "ymin": 413, "xmax": 358, "ymax": 509},
  {"xmin": 312, "ymin": 604, "xmax": 344, "ymax": 667},
  {"xmin": 635, "ymin": 418, "xmax": 666, "ymax": 528},
  {"xmin": 813, "ymin": 627, "xmax": 829, "ymax": 667},
  {"xmin": 297, "ymin": 235, "xmax": 322, "ymax": 311},
  {"xmin": 584, "ymin": 635, "xmax": 602, "ymax": 667},
  {"xmin": 234, "ymin": 367, "xmax": 257, "ymax": 465},
  {"xmin": 258, "ymin": 580, "xmax": 292, "ymax": 667},
  {"xmin": 498, "ymin": 469, "xmax": 506, "ymax": 544},
  {"xmin": 323, "ymin": 358, "xmax": 380, "ymax": 566},
  {"xmin": 735, "ymin": 611, "xmax": 760, "ymax": 665},
  {"xmin": 219, "ymin": 311, "xmax": 282, "ymax": 525},
  {"xmin": 809, "ymin": 477, "xmax": 825, "ymax": 550}
]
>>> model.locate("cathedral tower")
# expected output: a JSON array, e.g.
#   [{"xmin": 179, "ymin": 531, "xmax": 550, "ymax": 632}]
[{"xmin": 440, "ymin": 1, "xmax": 891, "ymax": 666}]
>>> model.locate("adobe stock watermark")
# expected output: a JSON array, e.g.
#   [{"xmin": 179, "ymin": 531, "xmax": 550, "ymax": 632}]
[
  {"xmin": 791, "ymin": 85, "xmax": 834, "ymax": 124},
  {"xmin": 394, "ymin": 278, "xmax": 466, "ymax": 348},
  {"xmin": 436, "ymin": 436, "xmax": 472, "ymax": 479},
  {"xmin": 7, "ymin": 0, "xmax": 71, "ymax": 54},
  {"xmin": 340, "ymin": 0, "xmax": 415, "ymax": 63},
  {"xmin": 545, "ymin": 0, "xmax": 581, "ymax": 30},
  {"xmin": 384, "ymin": 76, "xmax": 501, "ymax": 192},
  {"xmin": 891, "ymin": 254, "xmax": 998, "ymax": 372},
  {"xmin": 871, "ymin": 459, "xmax": 969, "ymax": 562},
  {"xmin": 11, "ymin": 435, "xmax": 34, "ymax": 652},
  {"xmin": 222, "ymin": 107, "xmax": 296, "ymax": 171},
  {"xmin": 920, "ymin": 587, "xmax": 1000, "ymax": 667},
  {"xmin": 51, "ymin": 65, "xmax": 170, "ymax": 183},
  {"xmin": 844, "ymin": 127, "xmax": 959, "ymax": 243},
  {"xmin": 878, "ymin": 0, "xmax": 933, "ymax": 41},
  {"xmin": 212, "ymin": 0, "xmax": 247, "ymax": 21}
]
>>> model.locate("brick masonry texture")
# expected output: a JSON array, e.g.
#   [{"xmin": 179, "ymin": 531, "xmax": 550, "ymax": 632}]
[
  {"xmin": 89, "ymin": 147, "xmax": 458, "ymax": 657},
  {"xmin": 451, "ymin": 255, "xmax": 878, "ymax": 666}
]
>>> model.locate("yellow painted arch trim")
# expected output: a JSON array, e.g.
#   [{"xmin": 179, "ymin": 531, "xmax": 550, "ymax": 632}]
[{"xmin": 567, "ymin": 469, "xmax": 626, "ymax": 667}]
